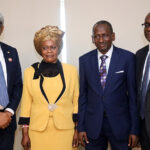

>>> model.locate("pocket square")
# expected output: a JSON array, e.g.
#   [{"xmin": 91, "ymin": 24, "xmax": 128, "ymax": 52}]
[{"xmin": 115, "ymin": 70, "xmax": 124, "ymax": 73}]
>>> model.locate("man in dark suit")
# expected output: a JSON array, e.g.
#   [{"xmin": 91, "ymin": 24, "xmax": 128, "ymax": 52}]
[
  {"xmin": 0, "ymin": 13, "xmax": 22, "ymax": 150},
  {"xmin": 78, "ymin": 20, "xmax": 139, "ymax": 150},
  {"xmin": 136, "ymin": 12, "xmax": 150, "ymax": 150}
]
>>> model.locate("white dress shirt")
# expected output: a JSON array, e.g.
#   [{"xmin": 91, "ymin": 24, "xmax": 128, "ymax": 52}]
[
  {"xmin": 0, "ymin": 45, "xmax": 14, "ymax": 115},
  {"xmin": 141, "ymin": 44, "xmax": 150, "ymax": 89},
  {"xmin": 97, "ymin": 44, "xmax": 113, "ymax": 73}
]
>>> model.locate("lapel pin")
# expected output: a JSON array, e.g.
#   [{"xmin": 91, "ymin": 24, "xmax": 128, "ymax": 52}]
[
  {"xmin": 7, "ymin": 51, "xmax": 10, "ymax": 54},
  {"xmin": 8, "ymin": 58, "xmax": 12, "ymax": 62}
]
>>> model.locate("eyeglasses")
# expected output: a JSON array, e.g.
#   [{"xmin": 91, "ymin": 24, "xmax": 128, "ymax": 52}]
[{"xmin": 142, "ymin": 23, "xmax": 150, "ymax": 28}]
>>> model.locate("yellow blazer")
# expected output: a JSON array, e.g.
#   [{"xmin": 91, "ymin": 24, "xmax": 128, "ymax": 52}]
[{"xmin": 20, "ymin": 63, "xmax": 79, "ymax": 131}]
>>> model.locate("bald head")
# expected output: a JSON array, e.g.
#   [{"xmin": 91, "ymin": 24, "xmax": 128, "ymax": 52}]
[{"xmin": 145, "ymin": 12, "xmax": 150, "ymax": 21}]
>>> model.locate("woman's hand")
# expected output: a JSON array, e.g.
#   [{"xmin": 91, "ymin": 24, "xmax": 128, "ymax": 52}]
[
  {"xmin": 72, "ymin": 129, "xmax": 79, "ymax": 148},
  {"xmin": 22, "ymin": 134, "xmax": 31, "ymax": 150},
  {"xmin": 21, "ymin": 127, "xmax": 31, "ymax": 150}
]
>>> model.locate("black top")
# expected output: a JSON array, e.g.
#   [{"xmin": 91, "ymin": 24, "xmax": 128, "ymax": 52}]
[{"xmin": 39, "ymin": 60, "xmax": 60, "ymax": 77}]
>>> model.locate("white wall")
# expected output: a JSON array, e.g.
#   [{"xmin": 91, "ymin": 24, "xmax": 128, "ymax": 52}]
[
  {"xmin": 0, "ymin": 0, "xmax": 60, "ymax": 149},
  {"xmin": 65, "ymin": 0, "xmax": 150, "ymax": 67},
  {"xmin": 0, "ymin": 0, "xmax": 149, "ymax": 150},
  {"xmin": 0, "ymin": 0, "xmax": 60, "ymax": 69}
]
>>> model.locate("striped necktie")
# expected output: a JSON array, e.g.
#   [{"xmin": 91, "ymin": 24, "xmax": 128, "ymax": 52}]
[
  {"xmin": 100, "ymin": 55, "xmax": 108, "ymax": 89},
  {"xmin": 0, "ymin": 61, "xmax": 9, "ymax": 109}
]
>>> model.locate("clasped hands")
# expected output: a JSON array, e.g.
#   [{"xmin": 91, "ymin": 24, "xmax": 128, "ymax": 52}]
[{"xmin": 0, "ymin": 111, "xmax": 12, "ymax": 129}]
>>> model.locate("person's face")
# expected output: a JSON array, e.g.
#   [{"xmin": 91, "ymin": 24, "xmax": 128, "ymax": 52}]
[
  {"xmin": 41, "ymin": 40, "xmax": 59, "ymax": 63},
  {"xmin": 92, "ymin": 24, "xmax": 115, "ymax": 54},
  {"xmin": 0, "ymin": 25, "xmax": 4, "ymax": 36},
  {"xmin": 144, "ymin": 14, "xmax": 150, "ymax": 42}
]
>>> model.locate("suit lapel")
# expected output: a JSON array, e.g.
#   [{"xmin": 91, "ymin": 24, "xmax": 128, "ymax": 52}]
[
  {"xmin": 91, "ymin": 50, "xmax": 103, "ymax": 93},
  {"xmin": 104, "ymin": 46, "xmax": 119, "ymax": 93},
  {"xmin": 0, "ymin": 42, "xmax": 12, "ymax": 89},
  {"xmin": 137, "ymin": 46, "xmax": 149, "ymax": 90},
  {"xmin": 143, "ymin": 47, "xmax": 150, "ymax": 93}
]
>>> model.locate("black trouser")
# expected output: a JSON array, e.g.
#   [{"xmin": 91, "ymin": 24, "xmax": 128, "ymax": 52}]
[
  {"xmin": 0, "ymin": 109, "xmax": 16, "ymax": 150},
  {"xmin": 0, "ymin": 130, "xmax": 15, "ymax": 150},
  {"xmin": 140, "ymin": 119, "xmax": 150, "ymax": 150}
]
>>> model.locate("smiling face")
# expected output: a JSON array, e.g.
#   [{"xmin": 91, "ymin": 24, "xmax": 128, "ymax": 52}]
[
  {"xmin": 144, "ymin": 13, "xmax": 150, "ymax": 42},
  {"xmin": 92, "ymin": 24, "xmax": 115, "ymax": 54},
  {"xmin": 41, "ymin": 40, "xmax": 59, "ymax": 63}
]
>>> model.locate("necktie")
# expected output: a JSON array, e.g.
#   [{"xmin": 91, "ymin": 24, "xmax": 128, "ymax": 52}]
[
  {"xmin": 100, "ymin": 55, "xmax": 108, "ymax": 89},
  {"xmin": 0, "ymin": 61, "xmax": 9, "ymax": 109},
  {"xmin": 140, "ymin": 53, "xmax": 150, "ymax": 119}
]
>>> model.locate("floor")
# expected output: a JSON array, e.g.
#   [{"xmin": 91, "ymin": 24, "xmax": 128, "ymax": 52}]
[{"xmin": 78, "ymin": 145, "xmax": 141, "ymax": 150}]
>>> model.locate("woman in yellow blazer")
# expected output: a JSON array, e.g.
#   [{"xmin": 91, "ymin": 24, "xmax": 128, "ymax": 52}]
[{"xmin": 19, "ymin": 26, "xmax": 79, "ymax": 150}]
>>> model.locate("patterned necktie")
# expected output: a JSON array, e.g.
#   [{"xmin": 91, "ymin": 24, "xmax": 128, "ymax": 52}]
[
  {"xmin": 0, "ymin": 61, "xmax": 9, "ymax": 109},
  {"xmin": 140, "ymin": 53, "xmax": 150, "ymax": 119},
  {"xmin": 100, "ymin": 55, "xmax": 108, "ymax": 89}
]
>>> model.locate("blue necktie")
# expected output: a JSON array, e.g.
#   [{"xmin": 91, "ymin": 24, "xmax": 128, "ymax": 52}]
[
  {"xmin": 140, "ymin": 53, "xmax": 150, "ymax": 119},
  {"xmin": 0, "ymin": 61, "xmax": 9, "ymax": 109}
]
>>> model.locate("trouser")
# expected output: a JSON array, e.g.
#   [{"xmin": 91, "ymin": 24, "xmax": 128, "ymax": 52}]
[{"xmin": 85, "ymin": 115, "xmax": 131, "ymax": 150}]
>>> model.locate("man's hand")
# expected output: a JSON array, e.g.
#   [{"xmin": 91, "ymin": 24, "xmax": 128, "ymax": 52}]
[
  {"xmin": 0, "ymin": 111, "xmax": 12, "ymax": 129},
  {"xmin": 78, "ymin": 132, "xmax": 89, "ymax": 147},
  {"xmin": 128, "ymin": 134, "xmax": 139, "ymax": 148}
]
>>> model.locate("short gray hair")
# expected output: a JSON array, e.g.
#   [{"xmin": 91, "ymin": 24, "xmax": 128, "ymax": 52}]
[
  {"xmin": 92, "ymin": 20, "xmax": 113, "ymax": 35},
  {"xmin": 0, "ymin": 13, "xmax": 4, "ymax": 25}
]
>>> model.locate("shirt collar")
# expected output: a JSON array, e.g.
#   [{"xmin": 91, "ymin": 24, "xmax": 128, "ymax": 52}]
[
  {"xmin": 0, "ymin": 45, "xmax": 3, "ymax": 57},
  {"xmin": 147, "ymin": 44, "xmax": 150, "ymax": 56},
  {"xmin": 97, "ymin": 44, "xmax": 113, "ymax": 59}
]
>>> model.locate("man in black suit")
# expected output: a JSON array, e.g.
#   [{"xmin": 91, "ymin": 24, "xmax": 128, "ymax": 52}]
[
  {"xmin": 0, "ymin": 13, "xmax": 22, "ymax": 150},
  {"xmin": 136, "ymin": 12, "xmax": 150, "ymax": 150}
]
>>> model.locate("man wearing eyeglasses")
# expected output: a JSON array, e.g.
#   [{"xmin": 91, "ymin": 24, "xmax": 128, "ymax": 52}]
[{"xmin": 136, "ymin": 12, "xmax": 150, "ymax": 150}]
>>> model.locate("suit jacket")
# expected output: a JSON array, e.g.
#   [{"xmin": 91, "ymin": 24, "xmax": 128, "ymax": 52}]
[
  {"xmin": 0, "ymin": 42, "xmax": 22, "ymax": 133},
  {"xmin": 136, "ymin": 45, "xmax": 150, "ymax": 138},
  {"xmin": 19, "ymin": 63, "xmax": 79, "ymax": 131},
  {"xmin": 78, "ymin": 45, "xmax": 139, "ymax": 140}
]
